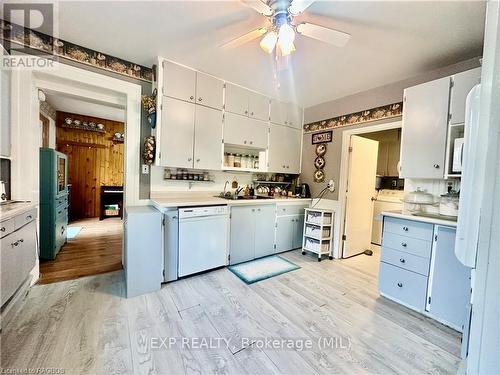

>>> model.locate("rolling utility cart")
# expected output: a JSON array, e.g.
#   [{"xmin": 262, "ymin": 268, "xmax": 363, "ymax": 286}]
[{"xmin": 302, "ymin": 208, "xmax": 334, "ymax": 261}]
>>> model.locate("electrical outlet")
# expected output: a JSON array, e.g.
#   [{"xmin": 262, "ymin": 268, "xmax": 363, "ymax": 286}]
[
  {"xmin": 328, "ymin": 180, "xmax": 335, "ymax": 192},
  {"xmin": 141, "ymin": 164, "xmax": 149, "ymax": 174}
]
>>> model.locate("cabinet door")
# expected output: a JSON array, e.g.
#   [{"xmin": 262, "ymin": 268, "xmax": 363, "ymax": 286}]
[
  {"xmin": 196, "ymin": 72, "xmax": 224, "ymax": 110},
  {"xmin": 248, "ymin": 92, "xmax": 270, "ymax": 121},
  {"xmin": 194, "ymin": 105, "xmax": 223, "ymax": 170},
  {"xmin": 400, "ymin": 77, "xmax": 450, "ymax": 179},
  {"xmin": 287, "ymin": 104, "xmax": 303, "ymax": 129},
  {"xmin": 160, "ymin": 97, "xmax": 195, "ymax": 168},
  {"xmin": 162, "ymin": 61, "xmax": 196, "ymax": 103},
  {"xmin": 229, "ymin": 206, "xmax": 255, "ymax": 265},
  {"xmin": 254, "ymin": 205, "xmax": 276, "ymax": 258},
  {"xmin": 1, "ymin": 69, "xmax": 11, "ymax": 157},
  {"xmin": 387, "ymin": 139, "xmax": 401, "ymax": 177},
  {"xmin": 224, "ymin": 112, "xmax": 268, "ymax": 149},
  {"xmin": 428, "ymin": 226, "xmax": 471, "ymax": 330},
  {"xmin": 292, "ymin": 214, "xmax": 305, "ymax": 249},
  {"xmin": 225, "ymin": 83, "xmax": 249, "ymax": 116},
  {"xmin": 276, "ymin": 216, "xmax": 294, "ymax": 252},
  {"xmin": 269, "ymin": 125, "xmax": 301, "ymax": 173},
  {"xmin": 270, "ymin": 99, "xmax": 288, "ymax": 126},
  {"xmin": 449, "ymin": 68, "xmax": 481, "ymax": 125},
  {"xmin": 377, "ymin": 143, "xmax": 389, "ymax": 176}
]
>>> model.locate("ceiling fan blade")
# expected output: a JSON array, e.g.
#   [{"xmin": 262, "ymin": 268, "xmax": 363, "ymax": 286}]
[
  {"xmin": 240, "ymin": 0, "xmax": 273, "ymax": 16},
  {"xmin": 289, "ymin": 0, "xmax": 316, "ymax": 15},
  {"xmin": 220, "ymin": 27, "xmax": 268, "ymax": 49},
  {"xmin": 296, "ymin": 22, "xmax": 351, "ymax": 47}
]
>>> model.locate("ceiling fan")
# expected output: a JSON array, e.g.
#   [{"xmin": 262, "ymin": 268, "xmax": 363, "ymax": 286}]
[{"xmin": 222, "ymin": 0, "xmax": 351, "ymax": 56}]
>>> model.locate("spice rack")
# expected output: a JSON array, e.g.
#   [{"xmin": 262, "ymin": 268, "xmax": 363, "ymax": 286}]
[{"xmin": 302, "ymin": 208, "xmax": 334, "ymax": 261}]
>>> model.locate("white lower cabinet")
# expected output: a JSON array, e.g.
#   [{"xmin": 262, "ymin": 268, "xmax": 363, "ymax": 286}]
[
  {"xmin": 380, "ymin": 216, "xmax": 471, "ymax": 331},
  {"xmin": 158, "ymin": 96, "xmax": 222, "ymax": 169},
  {"xmin": 276, "ymin": 204, "xmax": 307, "ymax": 253},
  {"xmin": 229, "ymin": 204, "xmax": 275, "ymax": 265},
  {"xmin": 268, "ymin": 124, "xmax": 302, "ymax": 173}
]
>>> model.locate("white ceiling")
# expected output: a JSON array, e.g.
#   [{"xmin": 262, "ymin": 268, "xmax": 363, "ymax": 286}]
[
  {"xmin": 44, "ymin": 91, "xmax": 126, "ymax": 122},
  {"xmin": 51, "ymin": 1, "xmax": 485, "ymax": 107}
]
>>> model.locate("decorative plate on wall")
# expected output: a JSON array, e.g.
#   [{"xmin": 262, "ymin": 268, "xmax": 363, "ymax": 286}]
[
  {"xmin": 314, "ymin": 156, "xmax": 325, "ymax": 169},
  {"xmin": 315, "ymin": 143, "xmax": 327, "ymax": 156},
  {"xmin": 314, "ymin": 169, "xmax": 325, "ymax": 183}
]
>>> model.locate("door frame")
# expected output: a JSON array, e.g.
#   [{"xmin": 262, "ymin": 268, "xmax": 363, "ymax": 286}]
[
  {"xmin": 337, "ymin": 120, "xmax": 402, "ymax": 258},
  {"xmin": 10, "ymin": 59, "xmax": 146, "ymax": 283}
]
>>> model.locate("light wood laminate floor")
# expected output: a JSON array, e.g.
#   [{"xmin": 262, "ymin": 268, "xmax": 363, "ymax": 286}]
[
  {"xmin": 38, "ymin": 217, "xmax": 123, "ymax": 284},
  {"xmin": 1, "ymin": 250, "xmax": 461, "ymax": 374}
]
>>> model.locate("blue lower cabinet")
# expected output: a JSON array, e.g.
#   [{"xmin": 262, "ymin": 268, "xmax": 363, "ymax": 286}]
[
  {"xmin": 229, "ymin": 206, "xmax": 256, "ymax": 265},
  {"xmin": 254, "ymin": 205, "xmax": 276, "ymax": 259}
]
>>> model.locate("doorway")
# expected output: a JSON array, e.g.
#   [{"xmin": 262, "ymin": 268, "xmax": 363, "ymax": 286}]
[
  {"xmin": 338, "ymin": 121, "xmax": 403, "ymax": 269},
  {"xmin": 37, "ymin": 90, "xmax": 126, "ymax": 284}
]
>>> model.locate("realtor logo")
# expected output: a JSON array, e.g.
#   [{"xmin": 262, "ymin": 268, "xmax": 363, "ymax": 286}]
[{"xmin": 2, "ymin": 2, "xmax": 54, "ymax": 53}]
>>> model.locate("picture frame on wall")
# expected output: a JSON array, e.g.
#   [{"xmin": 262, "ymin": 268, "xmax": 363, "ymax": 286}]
[{"xmin": 312, "ymin": 130, "xmax": 333, "ymax": 144}]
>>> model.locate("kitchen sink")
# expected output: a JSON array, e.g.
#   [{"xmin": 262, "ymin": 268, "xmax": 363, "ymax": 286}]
[{"xmin": 215, "ymin": 195, "xmax": 272, "ymax": 200}]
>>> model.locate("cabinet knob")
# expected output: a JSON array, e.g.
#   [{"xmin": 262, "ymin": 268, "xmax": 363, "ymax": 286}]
[
  {"xmin": 397, "ymin": 282, "xmax": 403, "ymax": 288},
  {"xmin": 198, "ymin": 97, "xmax": 203, "ymax": 102},
  {"xmin": 257, "ymin": 208, "xmax": 261, "ymax": 212},
  {"xmin": 286, "ymin": 166, "xmax": 290, "ymax": 169},
  {"xmin": 12, "ymin": 241, "xmax": 18, "ymax": 247},
  {"xmin": 244, "ymin": 110, "xmax": 248, "ymax": 114},
  {"xmin": 401, "ymin": 242, "xmax": 407, "ymax": 247},
  {"xmin": 252, "ymin": 209, "xmax": 255, "ymax": 212},
  {"xmin": 19, "ymin": 238, "xmax": 24, "ymax": 243},
  {"xmin": 402, "ymin": 226, "xmax": 408, "ymax": 231},
  {"xmin": 196, "ymin": 158, "xmax": 200, "ymax": 162},
  {"xmin": 249, "ymin": 141, "xmax": 253, "ymax": 145},
  {"xmin": 433, "ymin": 164, "xmax": 440, "ymax": 169},
  {"xmin": 282, "ymin": 165, "xmax": 286, "ymax": 168},
  {"xmin": 0, "ymin": 227, "xmax": 5, "ymax": 232},
  {"xmin": 26, "ymin": 215, "xmax": 32, "ymax": 220},
  {"xmin": 285, "ymin": 121, "xmax": 288, "ymax": 124},
  {"xmin": 399, "ymin": 258, "xmax": 406, "ymax": 263},
  {"xmin": 188, "ymin": 158, "xmax": 192, "ymax": 161},
  {"xmin": 244, "ymin": 140, "xmax": 247, "ymax": 144},
  {"xmin": 250, "ymin": 112, "xmax": 254, "ymax": 116}
]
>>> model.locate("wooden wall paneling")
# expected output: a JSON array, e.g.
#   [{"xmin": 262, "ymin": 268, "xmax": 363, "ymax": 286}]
[{"xmin": 56, "ymin": 111, "xmax": 124, "ymax": 219}]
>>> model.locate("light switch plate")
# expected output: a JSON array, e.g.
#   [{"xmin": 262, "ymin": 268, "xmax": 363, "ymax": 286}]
[{"xmin": 141, "ymin": 164, "xmax": 149, "ymax": 174}]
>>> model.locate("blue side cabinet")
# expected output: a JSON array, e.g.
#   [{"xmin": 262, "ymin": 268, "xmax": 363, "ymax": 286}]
[{"xmin": 39, "ymin": 148, "xmax": 68, "ymax": 260}]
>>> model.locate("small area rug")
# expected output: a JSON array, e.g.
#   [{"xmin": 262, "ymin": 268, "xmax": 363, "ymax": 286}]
[{"xmin": 228, "ymin": 255, "xmax": 300, "ymax": 284}]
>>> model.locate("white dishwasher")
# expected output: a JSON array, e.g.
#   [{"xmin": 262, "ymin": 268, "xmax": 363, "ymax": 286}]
[{"xmin": 178, "ymin": 206, "xmax": 229, "ymax": 277}]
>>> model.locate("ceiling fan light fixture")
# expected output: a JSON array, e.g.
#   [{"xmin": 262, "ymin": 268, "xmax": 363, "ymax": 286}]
[
  {"xmin": 260, "ymin": 30, "xmax": 278, "ymax": 53},
  {"xmin": 278, "ymin": 40, "xmax": 295, "ymax": 56},
  {"xmin": 277, "ymin": 23, "xmax": 296, "ymax": 56}
]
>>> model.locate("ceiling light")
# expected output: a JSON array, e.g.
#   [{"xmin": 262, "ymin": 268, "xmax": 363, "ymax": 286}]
[
  {"xmin": 278, "ymin": 40, "xmax": 296, "ymax": 56},
  {"xmin": 277, "ymin": 23, "xmax": 296, "ymax": 55},
  {"xmin": 260, "ymin": 31, "xmax": 278, "ymax": 53}
]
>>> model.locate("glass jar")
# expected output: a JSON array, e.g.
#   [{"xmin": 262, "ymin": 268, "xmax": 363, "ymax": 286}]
[
  {"xmin": 224, "ymin": 153, "xmax": 229, "ymax": 167},
  {"xmin": 234, "ymin": 154, "xmax": 242, "ymax": 168},
  {"xmin": 253, "ymin": 156, "xmax": 259, "ymax": 169},
  {"xmin": 242, "ymin": 155, "xmax": 250, "ymax": 168},
  {"xmin": 227, "ymin": 153, "xmax": 235, "ymax": 167}
]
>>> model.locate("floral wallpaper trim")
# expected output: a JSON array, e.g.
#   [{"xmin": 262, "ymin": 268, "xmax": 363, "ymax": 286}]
[
  {"xmin": 304, "ymin": 102, "xmax": 403, "ymax": 133},
  {"xmin": 1, "ymin": 20, "xmax": 153, "ymax": 82}
]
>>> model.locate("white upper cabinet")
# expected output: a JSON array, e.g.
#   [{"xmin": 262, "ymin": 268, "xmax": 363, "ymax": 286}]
[
  {"xmin": 225, "ymin": 83, "xmax": 270, "ymax": 121},
  {"xmin": 162, "ymin": 61, "xmax": 196, "ymax": 103},
  {"xmin": 224, "ymin": 112, "xmax": 268, "ymax": 149},
  {"xmin": 194, "ymin": 105, "xmax": 223, "ymax": 170},
  {"xmin": 400, "ymin": 77, "xmax": 451, "ymax": 179},
  {"xmin": 270, "ymin": 100, "xmax": 303, "ymax": 129},
  {"xmin": 159, "ymin": 97, "xmax": 195, "ymax": 168},
  {"xmin": 248, "ymin": 92, "xmax": 270, "ymax": 121},
  {"xmin": 225, "ymin": 83, "xmax": 249, "ymax": 116},
  {"xmin": 449, "ymin": 67, "xmax": 481, "ymax": 125},
  {"xmin": 196, "ymin": 72, "xmax": 224, "ymax": 110},
  {"xmin": 268, "ymin": 124, "xmax": 301, "ymax": 174}
]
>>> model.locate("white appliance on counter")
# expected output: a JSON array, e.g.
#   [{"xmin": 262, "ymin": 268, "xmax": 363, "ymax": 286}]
[
  {"xmin": 178, "ymin": 205, "xmax": 228, "ymax": 277},
  {"xmin": 371, "ymin": 189, "xmax": 405, "ymax": 245}
]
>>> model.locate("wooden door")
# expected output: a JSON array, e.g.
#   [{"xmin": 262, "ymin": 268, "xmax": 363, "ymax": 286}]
[
  {"xmin": 400, "ymin": 77, "xmax": 450, "ymax": 178},
  {"xmin": 58, "ymin": 144, "xmax": 98, "ymax": 219},
  {"xmin": 195, "ymin": 72, "xmax": 224, "ymax": 110},
  {"xmin": 343, "ymin": 135, "xmax": 378, "ymax": 258},
  {"xmin": 194, "ymin": 105, "xmax": 222, "ymax": 170},
  {"xmin": 159, "ymin": 96, "xmax": 195, "ymax": 168},
  {"xmin": 162, "ymin": 61, "xmax": 196, "ymax": 103}
]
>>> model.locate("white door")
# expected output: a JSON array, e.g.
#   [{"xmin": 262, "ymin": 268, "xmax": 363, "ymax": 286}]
[
  {"xmin": 162, "ymin": 61, "xmax": 196, "ymax": 103},
  {"xmin": 248, "ymin": 91, "xmax": 270, "ymax": 121},
  {"xmin": 225, "ymin": 83, "xmax": 249, "ymax": 116},
  {"xmin": 196, "ymin": 72, "xmax": 224, "ymax": 110},
  {"xmin": 400, "ymin": 77, "xmax": 450, "ymax": 178},
  {"xmin": 194, "ymin": 105, "xmax": 222, "ymax": 170},
  {"xmin": 160, "ymin": 97, "xmax": 195, "ymax": 168},
  {"xmin": 268, "ymin": 124, "xmax": 288, "ymax": 172},
  {"xmin": 285, "ymin": 127, "xmax": 302, "ymax": 173},
  {"xmin": 449, "ymin": 68, "xmax": 481, "ymax": 125},
  {"xmin": 343, "ymin": 135, "xmax": 379, "ymax": 258},
  {"xmin": 270, "ymin": 99, "xmax": 288, "ymax": 126},
  {"xmin": 224, "ymin": 112, "xmax": 268, "ymax": 149}
]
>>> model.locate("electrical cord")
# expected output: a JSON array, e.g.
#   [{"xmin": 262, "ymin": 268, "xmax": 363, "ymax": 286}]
[{"xmin": 310, "ymin": 185, "xmax": 330, "ymax": 208}]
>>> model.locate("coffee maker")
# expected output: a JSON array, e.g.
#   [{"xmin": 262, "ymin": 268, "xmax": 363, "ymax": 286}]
[{"xmin": 295, "ymin": 183, "xmax": 311, "ymax": 198}]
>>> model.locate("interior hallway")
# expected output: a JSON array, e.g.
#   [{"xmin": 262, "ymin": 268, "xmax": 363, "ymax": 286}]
[{"xmin": 38, "ymin": 217, "xmax": 123, "ymax": 284}]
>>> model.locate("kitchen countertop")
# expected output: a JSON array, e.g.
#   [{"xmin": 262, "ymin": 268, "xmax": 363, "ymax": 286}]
[
  {"xmin": 0, "ymin": 201, "xmax": 37, "ymax": 221},
  {"xmin": 151, "ymin": 195, "xmax": 312, "ymax": 210},
  {"xmin": 381, "ymin": 210, "xmax": 457, "ymax": 227}
]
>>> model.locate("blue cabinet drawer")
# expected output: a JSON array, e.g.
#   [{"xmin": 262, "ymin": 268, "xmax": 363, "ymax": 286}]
[
  {"xmin": 381, "ymin": 247, "xmax": 430, "ymax": 276},
  {"xmin": 277, "ymin": 203, "xmax": 308, "ymax": 217},
  {"xmin": 55, "ymin": 194, "xmax": 68, "ymax": 208},
  {"xmin": 383, "ymin": 216, "xmax": 433, "ymax": 241},
  {"xmin": 379, "ymin": 262, "xmax": 428, "ymax": 311},
  {"xmin": 382, "ymin": 232, "xmax": 432, "ymax": 258}
]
